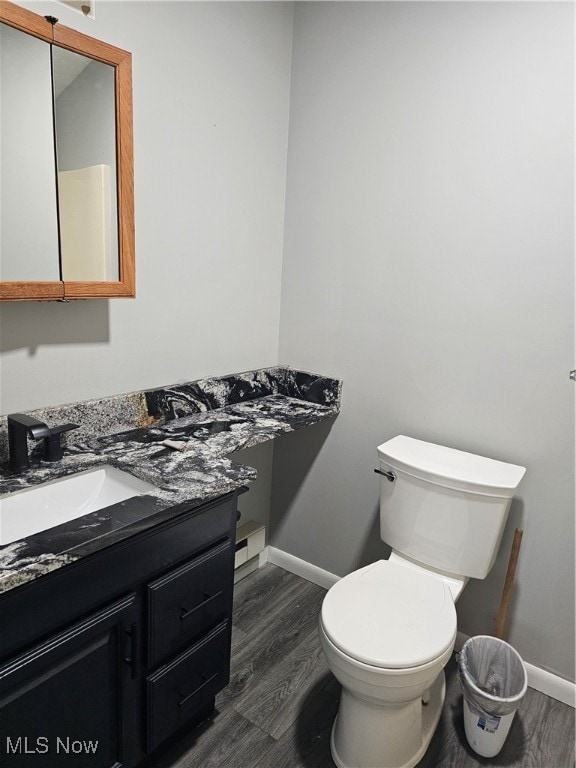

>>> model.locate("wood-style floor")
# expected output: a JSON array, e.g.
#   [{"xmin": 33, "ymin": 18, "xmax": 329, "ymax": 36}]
[{"xmin": 147, "ymin": 563, "xmax": 576, "ymax": 768}]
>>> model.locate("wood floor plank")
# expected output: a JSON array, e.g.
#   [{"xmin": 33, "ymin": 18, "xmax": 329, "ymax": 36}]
[
  {"xmin": 233, "ymin": 563, "xmax": 309, "ymax": 632},
  {"xmin": 501, "ymin": 686, "xmax": 576, "ymax": 768},
  {"xmin": 251, "ymin": 671, "xmax": 340, "ymax": 768},
  {"xmin": 235, "ymin": 624, "xmax": 331, "ymax": 739},
  {"xmin": 144, "ymin": 707, "xmax": 274, "ymax": 768},
  {"xmin": 217, "ymin": 579, "xmax": 326, "ymax": 712},
  {"xmin": 230, "ymin": 622, "xmax": 248, "ymax": 655}
]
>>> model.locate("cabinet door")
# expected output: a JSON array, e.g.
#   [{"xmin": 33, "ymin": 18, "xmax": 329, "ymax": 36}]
[{"xmin": 0, "ymin": 594, "xmax": 139, "ymax": 768}]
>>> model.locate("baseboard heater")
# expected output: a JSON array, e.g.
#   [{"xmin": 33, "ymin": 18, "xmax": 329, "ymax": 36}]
[{"xmin": 234, "ymin": 520, "xmax": 266, "ymax": 580}]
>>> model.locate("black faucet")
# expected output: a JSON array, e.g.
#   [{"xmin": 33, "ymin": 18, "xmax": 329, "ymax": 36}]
[{"xmin": 7, "ymin": 414, "xmax": 79, "ymax": 473}]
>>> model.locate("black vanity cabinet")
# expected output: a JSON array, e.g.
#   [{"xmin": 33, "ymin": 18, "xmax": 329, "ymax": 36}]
[
  {"xmin": 0, "ymin": 491, "xmax": 239, "ymax": 767},
  {"xmin": 0, "ymin": 595, "xmax": 140, "ymax": 767}
]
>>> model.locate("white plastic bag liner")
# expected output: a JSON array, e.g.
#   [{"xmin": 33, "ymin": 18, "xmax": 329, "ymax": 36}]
[{"xmin": 458, "ymin": 635, "xmax": 527, "ymax": 758}]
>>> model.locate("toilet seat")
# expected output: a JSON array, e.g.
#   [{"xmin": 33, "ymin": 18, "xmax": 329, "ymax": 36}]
[{"xmin": 321, "ymin": 560, "xmax": 457, "ymax": 669}]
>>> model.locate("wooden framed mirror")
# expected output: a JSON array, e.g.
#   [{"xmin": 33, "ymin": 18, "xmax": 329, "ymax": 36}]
[{"xmin": 0, "ymin": 0, "xmax": 134, "ymax": 300}]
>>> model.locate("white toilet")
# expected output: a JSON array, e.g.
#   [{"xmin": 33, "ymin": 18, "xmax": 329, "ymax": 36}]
[{"xmin": 319, "ymin": 435, "xmax": 526, "ymax": 768}]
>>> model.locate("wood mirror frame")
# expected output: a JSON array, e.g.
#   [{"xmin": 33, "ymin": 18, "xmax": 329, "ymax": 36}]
[{"xmin": 0, "ymin": 0, "xmax": 134, "ymax": 301}]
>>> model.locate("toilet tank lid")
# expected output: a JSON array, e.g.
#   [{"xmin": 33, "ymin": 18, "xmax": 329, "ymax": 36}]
[{"xmin": 377, "ymin": 436, "xmax": 526, "ymax": 497}]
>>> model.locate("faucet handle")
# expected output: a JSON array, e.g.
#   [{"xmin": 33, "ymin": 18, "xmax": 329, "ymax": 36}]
[{"xmin": 43, "ymin": 423, "xmax": 80, "ymax": 462}]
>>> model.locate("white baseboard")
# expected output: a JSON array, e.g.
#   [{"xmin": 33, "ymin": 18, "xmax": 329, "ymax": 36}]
[
  {"xmin": 266, "ymin": 546, "xmax": 340, "ymax": 589},
  {"xmin": 265, "ymin": 547, "xmax": 576, "ymax": 708}
]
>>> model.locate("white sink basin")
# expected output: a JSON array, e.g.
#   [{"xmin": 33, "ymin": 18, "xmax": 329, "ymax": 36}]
[{"xmin": 0, "ymin": 465, "xmax": 157, "ymax": 546}]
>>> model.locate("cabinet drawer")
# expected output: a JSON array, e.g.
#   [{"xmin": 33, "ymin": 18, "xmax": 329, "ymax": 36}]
[
  {"xmin": 147, "ymin": 540, "xmax": 233, "ymax": 668},
  {"xmin": 146, "ymin": 620, "xmax": 230, "ymax": 752}
]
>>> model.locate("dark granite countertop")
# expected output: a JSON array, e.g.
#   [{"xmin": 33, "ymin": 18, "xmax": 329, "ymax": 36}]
[{"xmin": 0, "ymin": 368, "xmax": 341, "ymax": 595}]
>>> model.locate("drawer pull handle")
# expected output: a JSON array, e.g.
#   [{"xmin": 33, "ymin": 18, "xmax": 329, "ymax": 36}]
[
  {"xmin": 178, "ymin": 672, "xmax": 218, "ymax": 707},
  {"xmin": 180, "ymin": 591, "xmax": 223, "ymax": 621}
]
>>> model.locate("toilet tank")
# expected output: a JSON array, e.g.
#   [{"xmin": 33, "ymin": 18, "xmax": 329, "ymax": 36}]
[{"xmin": 377, "ymin": 436, "xmax": 526, "ymax": 580}]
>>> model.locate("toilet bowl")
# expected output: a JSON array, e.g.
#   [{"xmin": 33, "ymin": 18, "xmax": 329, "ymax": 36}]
[
  {"xmin": 320, "ymin": 559, "xmax": 457, "ymax": 768},
  {"xmin": 319, "ymin": 435, "xmax": 526, "ymax": 768}
]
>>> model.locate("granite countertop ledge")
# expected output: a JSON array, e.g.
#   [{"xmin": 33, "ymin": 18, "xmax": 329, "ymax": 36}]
[{"xmin": 0, "ymin": 367, "xmax": 341, "ymax": 595}]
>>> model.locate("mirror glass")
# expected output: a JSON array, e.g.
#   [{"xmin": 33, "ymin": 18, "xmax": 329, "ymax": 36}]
[
  {"xmin": 0, "ymin": 22, "xmax": 120, "ymax": 284},
  {"xmin": 0, "ymin": 23, "xmax": 60, "ymax": 281},
  {"xmin": 53, "ymin": 48, "xmax": 119, "ymax": 281}
]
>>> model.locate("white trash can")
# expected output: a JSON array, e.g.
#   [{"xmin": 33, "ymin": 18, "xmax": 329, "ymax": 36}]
[{"xmin": 458, "ymin": 635, "xmax": 527, "ymax": 758}]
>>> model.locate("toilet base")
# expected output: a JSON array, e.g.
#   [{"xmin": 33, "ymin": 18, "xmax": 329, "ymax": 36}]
[{"xmin": 330, "ymin": 671, "xmax": 446, "ymax": 768}]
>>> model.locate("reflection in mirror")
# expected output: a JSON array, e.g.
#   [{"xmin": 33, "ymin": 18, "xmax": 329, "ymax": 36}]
[
  {"xmin": 53, "ymin": 48, "xmax": 118, "ymax": 281},
  {"xmin": 0, "ymin": 23, "xmax": 60, "ymax": 281}
]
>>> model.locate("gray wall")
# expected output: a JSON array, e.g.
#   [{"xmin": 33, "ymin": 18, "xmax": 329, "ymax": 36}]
[
  {"xmin": 274, "ymin": 2, "xmax": 575, "ymax": 682},
  {"xmin": 0, "ymin": 1, "xmax": 293, "ymax": 412}
]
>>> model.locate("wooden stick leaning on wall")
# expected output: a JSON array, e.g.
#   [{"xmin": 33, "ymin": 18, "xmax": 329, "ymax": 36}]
[{"xmin": 494, "ymin": 528, "xmax": 524, "ymax": 640}]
